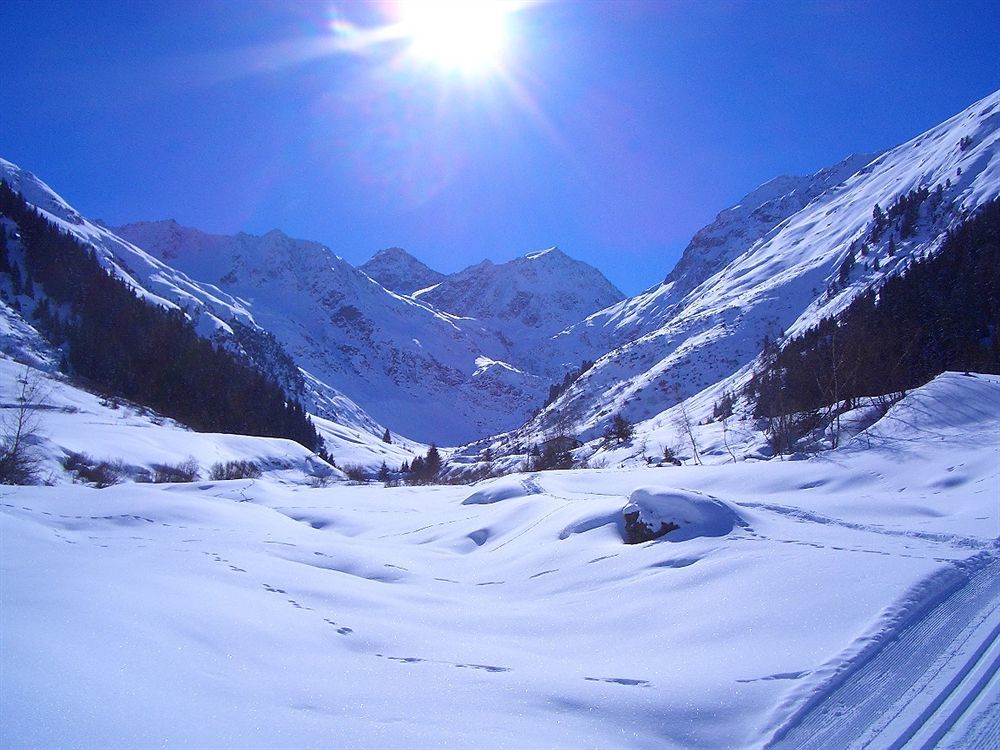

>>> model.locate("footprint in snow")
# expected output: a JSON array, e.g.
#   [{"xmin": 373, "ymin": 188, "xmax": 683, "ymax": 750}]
[
  {"xmin": 455, "ymin": 663, "xmax": 510, "ymax": 673},
  {"xmin": 529, "ymin": 569, "xmax": 558, "ymax": 579},
  {"xmin": 587, "ymin": 554, "xmax": 618, "ymax": 564},
  {"xmin": 585, "ymin": 677, "xmax": 650, "ymax": 687},
  {"xmin": 323, "ymin": 619, "xmax": 352, "ymax": 635},
  {"xmin": 376, "ymin": 654, "xmax": 510, "ymax": 672}
]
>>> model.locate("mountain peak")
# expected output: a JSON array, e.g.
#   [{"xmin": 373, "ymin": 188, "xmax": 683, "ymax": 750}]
[
  {"xmin": 417, "ymin": 247, "xmax": 624, "ymax": 335},
  {"xmin": 524, "ymin": 246, "xmax": 563, "ymax": 261},
  {"xmin": 359, "ymin": 247, "xmax": 446, "ymax": 296}
]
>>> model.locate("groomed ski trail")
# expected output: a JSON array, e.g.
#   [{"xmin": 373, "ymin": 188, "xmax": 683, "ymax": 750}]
[{"xmin": 768, "ymin": 555, "xmax": 1000, "ymax": 749}]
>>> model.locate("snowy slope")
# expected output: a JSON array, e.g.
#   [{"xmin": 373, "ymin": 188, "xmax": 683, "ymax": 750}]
[
  {"xmin": 3, "ymin": 372, "xmax": 997, "ymax": 748},
  {"xmin": 0, "ymin": 158, "xmax": 384, "ymax": 440},
  {"xmin": 359, "ymin": 246, "xmax": 445, "ymax": 295},
  {"xmin": 514, "ymin": 89, "xmax": 1000, "ymax": 446},
  {"xmin": 113, "ymin": 220, "xmax": 546, "ymax": 445},
  {"xmin": 0, "ymin": 355, "xmax": 339, "ymax": 483},
  {"xmin": 551, "ymin": 152, "xmax": 878, "ymax": 363}
]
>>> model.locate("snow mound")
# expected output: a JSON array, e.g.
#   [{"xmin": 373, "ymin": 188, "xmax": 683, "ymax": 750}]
[
  {"xmin": 856, "ymin": 372, "xmax": 1000, "ymax": 448},
  {"xmin": 622, "ymin": 487, "xmax": 744, "ymax": 543},
  {"xmin": 461, "ymin": 478, "xmax": 532, "ymax": 505}
]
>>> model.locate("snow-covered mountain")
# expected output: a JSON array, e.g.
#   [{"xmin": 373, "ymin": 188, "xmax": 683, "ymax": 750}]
[
  {"xmin": 5, "ymin": 89, "xmax": 997, "ymax": 457},
  {"xmin": 417, "ymin": 247, "xmax": 623, "ymax": 334},
  {"xmin": 415, "ymin": 247, "xmax": 624, "ymax": 376},
  {"xmin": 0, "ymin": 158, "xmax": 411, "ymax": 464},
  {"xmin": 359, "ymin": 246, "xmax": 446, "ymax": 295},
  {"xmin": 112, "ymin": 220, "xmax": 548, "ymax": 445},
  {"xmin": 0, "ymin": 156, "xmax": 622, "ymax": 447},
  {"xmin": 505, "ymin": 89, "xmax": 1000, "ymax": 450}
]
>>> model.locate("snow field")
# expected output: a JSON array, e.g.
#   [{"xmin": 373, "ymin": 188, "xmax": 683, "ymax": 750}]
[{"xmin": 3, "ymin": 373, "xmax": 998, "ymax": 748}]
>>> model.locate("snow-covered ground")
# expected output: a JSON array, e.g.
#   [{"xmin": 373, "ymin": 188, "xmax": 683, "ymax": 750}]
[
  {"xmin": 3, "ymin": 372, "xmax": 997, "ymax": 748},
  {"xmin": 0, "ymin": 355, "xmax": 420, "ymax": 483}
]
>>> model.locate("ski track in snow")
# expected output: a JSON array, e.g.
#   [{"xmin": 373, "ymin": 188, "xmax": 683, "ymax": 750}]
[
  {"xmin": 768, "ymin": 556, "xmax": 1000, "ymax": 749},
  {"xmin": 738, "ymin": 501, "xmax": 991, "ymax": 550}
]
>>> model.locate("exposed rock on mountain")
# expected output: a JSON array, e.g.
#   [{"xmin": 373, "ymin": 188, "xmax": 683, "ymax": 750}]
[{"xmin": 359, "ymin": 246, "xmax": 446, "ymax": 296}]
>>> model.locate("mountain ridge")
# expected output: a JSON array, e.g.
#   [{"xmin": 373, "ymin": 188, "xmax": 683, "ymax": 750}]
[{"xmin": 495, "ymin": 89, "xmax": 1000, "ymax": 455}]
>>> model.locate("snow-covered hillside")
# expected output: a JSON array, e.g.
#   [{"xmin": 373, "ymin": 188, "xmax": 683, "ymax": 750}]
[
  {"xmin": 0, "ymin": 353, "xmax": 425, "ymax": 485},
  {"xmin": 359, "ymin": 246, "xmax": 445, "ymax": 295},
  {"xmin": 3, "ymin": 372, "xmax": 997, "ymax": 748},
  {"xmin": 0, "ymin": 159, "xmax": 384, "ymax": 441},
  {"xmin": 513, "ymin": 89, "xmax": 1000, "ymax": 447}
]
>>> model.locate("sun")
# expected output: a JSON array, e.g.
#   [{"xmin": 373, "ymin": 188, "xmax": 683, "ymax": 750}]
[{"xmin": 396, "ymin": 0, "xmax": 512, "ymax": 74}]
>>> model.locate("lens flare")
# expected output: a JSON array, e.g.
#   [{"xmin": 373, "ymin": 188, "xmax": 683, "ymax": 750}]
[{"xmin": 396, "ymin": 0, "xmax": 511, "ymax": 74}]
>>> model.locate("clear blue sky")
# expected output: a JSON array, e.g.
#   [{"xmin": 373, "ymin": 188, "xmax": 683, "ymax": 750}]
[{"xmin": 2, "ymin": 0, "xmax": 998, "ymax": 294}]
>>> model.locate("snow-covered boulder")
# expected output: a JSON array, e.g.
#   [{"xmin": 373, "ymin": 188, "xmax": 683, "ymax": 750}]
[{"xmin": 622, "ymin": 487, "xmax": 744, "ymax": 543}]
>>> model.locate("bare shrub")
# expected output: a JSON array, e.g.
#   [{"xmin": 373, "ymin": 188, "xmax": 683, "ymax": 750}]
[
  {"xmin": 63, "ymin": 451, "xmax": 126, "ymax": 488},
  {"xmin": 307, "ymin": 473, "xmax": 334, "ymax": 488},
  {"xmin": 150, "ymin": 457, "xmax": 200, "ymax": 483},
  {"xmin": 0, "ymin": 366, "xmax": 47, "ymax": 485},
  {"xmin": 341, "ymin": 463, "xmax": 368, "ymax": 483},
  {"xmin": 209, "ymin": 460, "xmax": 262, "ymax": 481}
]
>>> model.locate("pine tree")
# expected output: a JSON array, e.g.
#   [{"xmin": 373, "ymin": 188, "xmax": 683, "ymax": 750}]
[
  {"xmin": 604, "ymin": 413, "xmax": 634, "ymax": 444},
  {"xmin": 382, "ymin": 428, "xmax": 392, "ymax": 444},
  {"xmin": 408, "ymin": 456, "xmax": 425, "ymax": 484},
  {"xmin": 872, "ymin": 203, "xmax": 885, "ymax": 230},
  {"xmin": 424, "ymin": 445, "xmax": 442, "ymax": 480}
]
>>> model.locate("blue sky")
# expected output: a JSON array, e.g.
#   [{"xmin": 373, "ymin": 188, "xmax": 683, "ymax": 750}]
[{"xmin": 2, "ymin": 0, "xmax": 998, "ymax": 294}]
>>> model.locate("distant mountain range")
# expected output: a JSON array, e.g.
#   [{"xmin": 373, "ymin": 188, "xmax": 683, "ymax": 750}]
[{"xmin": 2, "ymin": 89, "xmax": 997, "ymax": 460}]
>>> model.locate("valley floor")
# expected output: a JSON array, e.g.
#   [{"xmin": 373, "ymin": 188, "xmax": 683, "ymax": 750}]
[{"xmin": 2, "ymin": 374, "xmax": 999, "ymax": 749}]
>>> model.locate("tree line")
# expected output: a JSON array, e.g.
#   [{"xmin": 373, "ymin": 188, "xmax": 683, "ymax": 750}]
[
  {"xmin": 748, "ymin": 198, "xmax": 999, "ymax": 428},
  {"xmin": 0, "ymin": 181, "xmax": 322, "ymax": 451}
]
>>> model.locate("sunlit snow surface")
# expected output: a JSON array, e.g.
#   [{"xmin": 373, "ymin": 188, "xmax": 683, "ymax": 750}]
[{"xmin": 2, "ymin": 374, "xmax": 998, "ymax": 748}]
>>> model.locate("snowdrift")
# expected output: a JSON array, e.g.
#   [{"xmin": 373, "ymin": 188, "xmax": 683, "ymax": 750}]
[{"xmin": 461, "ymin": 477, "xmax": 534, "ymax": 505}]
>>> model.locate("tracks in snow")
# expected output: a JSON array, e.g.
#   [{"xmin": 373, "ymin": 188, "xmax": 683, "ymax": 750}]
[{"xmin": 768, "ymin": 556, "xmax": 1000, "ymax": 749}]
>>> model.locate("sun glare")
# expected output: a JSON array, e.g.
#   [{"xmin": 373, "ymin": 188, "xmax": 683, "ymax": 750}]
[{"xmin": 396, "ymin": 0, "xmax": 511, "ymax": 74}]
